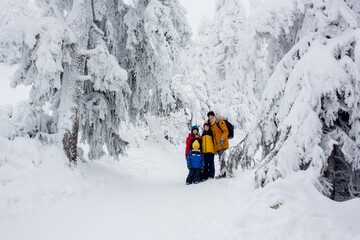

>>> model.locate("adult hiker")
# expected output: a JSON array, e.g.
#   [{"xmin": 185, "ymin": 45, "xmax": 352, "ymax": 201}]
[{"xmin": 205, "ymin": 111, "xmax": 229, "ymax": 178}]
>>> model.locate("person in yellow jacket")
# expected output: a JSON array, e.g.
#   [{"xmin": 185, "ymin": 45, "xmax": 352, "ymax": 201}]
[
  {"xmin": 205, "ymin": 111, "xmax": 229, "ymax": 178},
  {"xmin": 201, "ymin": 123, "xmax": 215, "ymax": 179}
]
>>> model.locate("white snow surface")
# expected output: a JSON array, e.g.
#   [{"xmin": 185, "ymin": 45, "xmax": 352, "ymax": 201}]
[{"xmin": 1, "ymin": 133, "xmax": 360, "ymax": 240}]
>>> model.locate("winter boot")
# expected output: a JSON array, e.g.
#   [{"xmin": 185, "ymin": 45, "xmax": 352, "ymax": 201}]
[{"xmin": 215, "ymin": 172, "xmax": 226, "ymax": 179}]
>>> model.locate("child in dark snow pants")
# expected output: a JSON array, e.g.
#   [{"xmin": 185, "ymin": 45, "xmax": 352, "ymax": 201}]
[
  {"xmin": 186, "ymin": 140, "xmax": 204, "ymax": 185},
  {"xmin": 202, "ymin": 123, "xmax": 215, "ymax": 179},
  {"xmin": 204, "ymin": 153, "xmax": 215, "ymax": 179}
]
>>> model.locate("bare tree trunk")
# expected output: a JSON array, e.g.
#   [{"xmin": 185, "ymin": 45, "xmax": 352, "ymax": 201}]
[{"xmin": 58, "ymin": 0, "xmax": 93, "ymax": 166}]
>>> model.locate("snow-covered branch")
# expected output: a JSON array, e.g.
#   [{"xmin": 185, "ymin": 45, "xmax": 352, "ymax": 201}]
[
  {"xmin": 77, "ymin": 46, "xmax": 102, "ymax": 56},
  {"xmin": 78, "ymin": 75, "xmax": 92, "ymax": 81}
]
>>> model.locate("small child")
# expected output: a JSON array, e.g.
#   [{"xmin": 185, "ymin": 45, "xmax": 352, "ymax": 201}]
[{"xmin": 186, "ymin": 139, "xmax": 205, "ymax": 185}]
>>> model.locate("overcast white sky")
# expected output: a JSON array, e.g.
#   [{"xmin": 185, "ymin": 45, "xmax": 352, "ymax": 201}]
[{"xmin": 179, "ymin": 0, "xmax": 217, "ymax": 34}]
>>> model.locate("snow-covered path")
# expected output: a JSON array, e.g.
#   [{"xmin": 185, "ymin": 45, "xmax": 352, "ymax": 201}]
[
  {"xmin": 2, "ymin": 139, "xmax": 360, "ymax": 240},
  {"xmin": 45, "ymin": 145, "xmax": 255, "ymax": 240},
  {"xmin": 1, "ymin": 141, "xmax": 249, "ymax": 240}
]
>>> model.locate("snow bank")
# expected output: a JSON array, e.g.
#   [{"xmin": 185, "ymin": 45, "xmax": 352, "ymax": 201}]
[
  {"xmin": 1, "ymin": 136, "xmax": 360, "ymax": 240},
  {"xmin": 234, "ymin": 170, "xmax": 360, "ymax": 240},
  {"xmin": 0, "ymin": 137, "xmax": 83, "ymax": 208}
]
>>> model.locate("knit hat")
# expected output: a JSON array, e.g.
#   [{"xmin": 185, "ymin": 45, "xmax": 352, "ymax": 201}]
[
  {"xmin": 207, "ymin": 111, "xmax": 215, "ymax": 117},
  {"xmin": 192, "ymin": 140, "xmax": 200, "ymax": 151},
  {"xmin": 191, "ymin": 125, "xmax": 199, "ymax": 132}
]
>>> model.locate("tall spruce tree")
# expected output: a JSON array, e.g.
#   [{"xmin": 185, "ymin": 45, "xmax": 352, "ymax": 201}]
[
  {"xmin": 209, "ymin": 0, "xmax": 255, "ymax": 128},
  {"xmin": 228, "ymin": 0, "xmax": 360, "ymax": 201}
]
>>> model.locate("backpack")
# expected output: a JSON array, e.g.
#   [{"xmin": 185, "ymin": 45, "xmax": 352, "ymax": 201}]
[{"xmin": 216, "ymin": 119, "xmax": 234, "ymax": 139}]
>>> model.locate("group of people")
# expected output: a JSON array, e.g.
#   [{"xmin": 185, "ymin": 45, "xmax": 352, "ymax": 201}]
[{"xmin": 185, "ymin": 111, "xmax": 229, "ymax": 185}]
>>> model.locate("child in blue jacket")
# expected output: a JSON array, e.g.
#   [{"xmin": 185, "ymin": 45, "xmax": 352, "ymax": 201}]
[{"xmin": 186, "ymin": 139, "xmax": 205, "ymax": 185}]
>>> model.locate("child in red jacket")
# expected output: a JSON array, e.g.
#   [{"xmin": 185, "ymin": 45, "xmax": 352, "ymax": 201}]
[{"xmin": 185, "ymin": 125, "xmax": 202, "ymax": 159}]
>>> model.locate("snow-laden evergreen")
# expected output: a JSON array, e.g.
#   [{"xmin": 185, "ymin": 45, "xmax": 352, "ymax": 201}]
[
  {"xmin": 178, "ymin": 0, "xmax": 305, "ymax": 131},
  {"xmin": 117, "ymin": 0, "xmax": 191, "ymax": 118},
  {"xmin": 209, "ymin": 0, "xmax": 256, "ymax": 129},
  {"xmin": 177, "ymin": 0, "xmax": 259, "ymax": 130},
  {"xmin": 174, "ymin": 20, "xmax": 212, "ymax": 127},
  {"xmin": 0, "ymin": 0, "xmax": 191, "ymax": 162},
  {"xmin": 227, "ymin": 0, "xmax": 360, "ymax": 201}
]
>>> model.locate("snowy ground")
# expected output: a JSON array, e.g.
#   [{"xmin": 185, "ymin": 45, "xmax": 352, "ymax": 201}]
[
  {"xmin": 1, "ymin": 138, "xmax": 360, "ymax": 240},
  {"xmin": 1, "ymin": 64, "xmax": 360, "ymax": 240}
]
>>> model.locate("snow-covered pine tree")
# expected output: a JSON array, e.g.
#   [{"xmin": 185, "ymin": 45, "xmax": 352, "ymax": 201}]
[
  {"xmin": 85, "ymin": 0, "xmax": 192, "ymax": 144},
  {"xmin": 0, "ymin": 0, "xmax": 129, "ymax": 164},
  {"xmin": 159, "ymin": 0, "xmax": 191, "ymax": 48},
  {"xmin": 229, "ymin": 0, "xmax": 360, "ymax": 201},
  {"xmin": 220, "ymin": 0, "xmax": 316, "ymax": 175},
  {"xmin": 56, "ymin": 0, "xmax": 94, "ymax": 165},
  {"xmin": 207, "ymin": 0, "xmax": 256, "ymax": 129},
  {"xmin": 173, "ymin": 17, "xmax": 214, "ymax": 127},
  {"xmin": 177, "ymin": 0, "xmax": 258, "ymax": 130},
  {"xmin": 78, "ymin": 0, "xmax": 131, "ymax": 160},
  {"xmin": 119, "ymin": 0, "xmax": 191, "ymax": 120},
  {"xmin": 0, "ymin": 0, "xmax": 38, "ymax": 64},
  {"xmin": 0, "ymin": 0, "xmax": 38, "ymax": 26}
]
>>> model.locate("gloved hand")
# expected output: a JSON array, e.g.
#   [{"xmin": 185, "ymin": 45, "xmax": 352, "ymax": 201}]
[
  {"xmin": 200, "ymin": 167, "xmax": 205, "ymax": 173},
  {"xmin": 187, "ymin": 164, "xmax": 191, "ymax": 169},
  {"xmin": 220, "ymin": 139, "xmax": 223, "ymax": 146}
]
